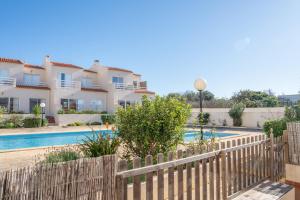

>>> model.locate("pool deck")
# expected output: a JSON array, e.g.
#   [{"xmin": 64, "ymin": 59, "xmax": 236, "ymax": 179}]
[{"xmin": 0, "ymin": 126, "xmax": 262, "ymax": 171}]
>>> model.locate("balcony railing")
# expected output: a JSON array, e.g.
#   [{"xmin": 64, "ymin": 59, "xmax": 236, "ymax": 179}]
[
  {"xmin": 0, "ymin": 77, "xmax": 16, "ymax": 87},
  {"xmin": 81, "ymin": 82, "xmax": 103, "ymax": 90},
  {"xmin": 56, "ymin": 80, "xmax": 81, "ymax": 89},
  {"xmin": 17, "ymin": 81, "xmax": 47, "ymax": 87},
  {"xmin": 114, "ymin": 83, "xmax": 147, "ymax": 90}
]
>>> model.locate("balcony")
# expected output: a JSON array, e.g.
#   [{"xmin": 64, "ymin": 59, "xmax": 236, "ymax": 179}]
[
  {"xmin": 81, "ymin": 82, "xmax": 103, "ymax": 90},
  {"xmin": 0, "ymin": 77, "xmax": 16, "ymax": 87},
  {"xmin": 17, "ymin": 80, "xmax": 47, "ymax": 87},
  {"xmin": 56, "ymin": 80, "xmax": 81, "ymax": 89},
  {"xmin": 114, "ymin": 82, "xmax": 147, "ymax": 90}
]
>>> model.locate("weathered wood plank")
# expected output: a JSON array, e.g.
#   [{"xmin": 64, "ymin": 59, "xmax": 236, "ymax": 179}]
[
  {"xmin": 157, "ymin": 153, "xmax": 164, "ymax": 200},
  {"xmin": 242, "ymin": 138, "xmax": 246, "ymax": 189},
  {"xmin": 216, "ymin": 149, "xmax": 221, "ymax": 200},
  {"xmin": 194, "ymin": 150, "xmax": 201, "ymax": 200},
  {"xmin": 186, "ymin": 149, "xmax": 192, "ymax": 200},
  {"xmin": 133, "ymin": 157, "xmax": 141, "ymax": 200},
  {"xmin": 226, "ymin": 141, "xmax": 232, "ymax": 196},
  {"xmin": 168, "ymin": 152, "xmax": 174, "ymax": 200},
  {"xmin": 232, "ymin": 140, "xmax": 237, "ymax": 193},
  {"xmin": 221, "ymin": 150, "xmax": 227, "ymax": 200},
  {"xmin": 146, "ymin": 155, "xmax": 153, "ymax": 200},
  {"xmin": 209, "ymin": 152, "xmax": 214, "ymax": 200},
  {"xmin": 237, "ymin": 139, "xmax": 242, "ymax": 191},
  {"xmin": 177, "ymin": 150, "xmax": 184, "ymax": 200},
  {"xmin": 202, "ymin": 158, "xmax": 208, "ymax": 200}
]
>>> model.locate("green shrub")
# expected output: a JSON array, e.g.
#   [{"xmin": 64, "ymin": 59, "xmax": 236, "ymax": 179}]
[
  {"xmin": 88, "ymin": 121, "xmax": 102, "ymax": 125},
  {"xmin": 198, "ymin": 112, "xmax": 210, "ymax": 125},
  {"xmin": 101, "ymin": 114, "xmax": 116, "ymax": 124},
  {"xmin": 263, "ymin": 118, "xmax": 287, "ymax": 137},
  {"xmin": 229, "ymin": 103, "xmax": 245, "ymax": 126},
  {"xmin": 33, "ymin": 105, "xmax": 42, "ymax": 117},
  {"xmin": 57, "ymin": 109, "xmax": 103, "ymax": 114},
  {"xmin": 43, "ymin": 149, "xmax": 81, "ymax": 163},
  {"xmin": 80, "ymin": 132, "xmax": 120, "ymax": 157},
  {"xmin": 116, "ymin": 95, "xmax": 191, "ymax": 159},
  {"xmin": 285, "ymin": 105, "xmax": 300, "ymax": 121},
  {"xmin": 23, "ymin": 117, "xmax": 48, "ymax": 128},
  {"xmin": 4, "ymin": 115, "xmax": 24, "ymax": 128}
]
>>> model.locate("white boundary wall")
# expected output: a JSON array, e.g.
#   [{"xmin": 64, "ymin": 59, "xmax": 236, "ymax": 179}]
[
  {"xmin": 55, "ymin": 114, "xmax": 103, "ymax": 126},
  {"xmin": 189, "ymin": 107, "xmax": 285, "ymax": 128}
]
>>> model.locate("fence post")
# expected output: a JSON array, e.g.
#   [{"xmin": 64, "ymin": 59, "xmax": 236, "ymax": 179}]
[
  {"xmin": 283, "ymin": 130, "xmax": 289, "ymax": 165},
  {"xmin": 103, "ymin": 154, "xmax": 117, "ymax": 200},
  {"xmin": 221, "ymin": 150, "xmax": 227, "ymax": 200},
  {"xmin": 270, "ymin": 130, "xmax": 274, "ymax": 181}
]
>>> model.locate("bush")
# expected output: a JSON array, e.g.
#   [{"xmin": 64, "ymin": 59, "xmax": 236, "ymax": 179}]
[
  {"xmin": 67, "ymin": 122, "xmax": 84, "ymax": 126},
  {"xmin": 285, "ymin": 105, "xmax": 300, "ymax": 121},
  {"xmin": 116, "ymin": 95, "xmax": 191, "ymax": 159},
  {"xmin": 263, "ymin": 119, "xmax": 287, "ymax": 137},
  {"xmin": 3, "ymin": 115, "xmax": 24, "ymax": 128},
  {"xmin": 101, "ymin": 114, "xmax": 116, "ymax": 124},
  {"xmin": 23, "ymin": 117, "xmax": 48, "ymax": 128},
  {"xmin": 57, "ymin": 109, "xmax": 103, "ymax": 114},
  {"xmin": 87, "ymin": 121, "xmax": 102, "ymax": 125},
  {"xmin": 43, "ymin": 149, "xmax": 81, "ymax": 163},
  {"xmin": 80, "ymin": 132, "xmax": 120, "ymax": 157},
  {"xmin": 33, "ymin": 104, "xmax": 42, "ymax": 117},
  {"xmin": 198, "ymin": 112, "xmax": 210, "ymax": 125},
  {"xmin": 229, "ymin": 103, "xmax": 245, "ymax": 126}
]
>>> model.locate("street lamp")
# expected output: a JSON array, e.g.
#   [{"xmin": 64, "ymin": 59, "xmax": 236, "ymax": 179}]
[
  {"xmin": 40, "ymin": 103, "xmax": 46, "ymax": 126},
  {"xmin": 194, "ymin": 78, "xmax": 207, "ymax": 140}
]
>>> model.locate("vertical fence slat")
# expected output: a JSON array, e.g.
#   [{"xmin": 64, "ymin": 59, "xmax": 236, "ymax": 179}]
[
  {"xmin": 246, "ymin": 137, "xmax": 251, "ymax": 187},
  {"xmin": 146, "ymin": 155, "xmax": 153, "ymax": 200},
  {"xmin": 194, "ymin": 150, "xmax": 201, "ymax": 200},
  {"xmin": 270, "ymin": 132, "xmax": 274, "ymax": 181},
  {"xmin": 186, "ymin": 149, "xmax": 192, "ymax": 200},
  {"xmin": 254, "ymin": 136, "xmax": 259, "ymax": 183},
  {"xmin": 237, "ymin": 139, "xmax": 242, "ymax": 191},
  {"xmin": 133, "ymin": 157, "xmax": 141, "ymax": 200},
  {"xmin": 117, "ymin": 160, "xmax": 128, "ymax": 200},
  {"xmin": 209, "ymin": 153, "xmax": 214, "ymax": 200},
  {"xmin": 102, "ymin": 155, "xmax": 117, "ymax": 200},
  {"xmin": 242, "ymin": 138, "xmax": 246, "ymax": 189},
  {"xmin": 168, "ymin": 152, "xmax": 174, "ymax": 200},
  {"xmin": 221, "ymin": 149, "xmax": 227, "ymax": 200},
  {"xmin": 157, "ymin": 153, "xmax": 164, "ymax": 200},
  {"xmin": 177, "ymin": 150, "xmax": 184, "ymax": 200},
  {"xmin": 202, "ymin": 158, "xmax": 208, "ymax": 200},
  {"xmin": 216, "ymin": 149, "xmax": 221, "ymax": 200},
  {"xmin": 250, "ymin": 136, "xmax": 255, "ymax": 184},
  {"xmin": 232, "ymin": 140, "xmax": 237, "ymax": 193},
  {"xmin": 226, "ymin": 141, "xmax": 232, "ymax": 196}
]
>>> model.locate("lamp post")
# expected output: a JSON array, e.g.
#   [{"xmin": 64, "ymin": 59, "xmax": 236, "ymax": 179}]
[
  {"xmin": 194, "ymin": 78, "xmax": 207, "ymax": 140},
  {"xmin": 40, "ymin": 103, "xmax": 46, "ymax": 126}
]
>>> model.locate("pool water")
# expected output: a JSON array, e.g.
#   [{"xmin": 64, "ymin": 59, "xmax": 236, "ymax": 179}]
[{"xmin": 0, "ymin": 131, "xmax": 238, "ymax": 150}]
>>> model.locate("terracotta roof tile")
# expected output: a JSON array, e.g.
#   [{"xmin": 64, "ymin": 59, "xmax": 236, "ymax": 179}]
[
  {"xmin": 16, "ymin": 85, "xmax": 50, "ymax": 90},
  {"xmin": 51, "ymin": 61, "xmax": 82, "ymax": 69},
  {"xmin": 81, "ymin": 88, "xmax": 108, "ymax": 93},
  {"xmin": 134, "ymin": 90, "xmax": 155, "ymax": 95},
  {"xmin": 0, "ymin": 57, "xmax": 23, "ymax": 64},
  {"xmin": 83, "ymin": 69, "xmax": 98, "ymax": 74},
  {"xmin": 106, "ymin": 66, "xmax": 133, "ymax": 73},
  {"xmin": 24, "ymin": 64, "xmax": 45, "ymax": 70}
]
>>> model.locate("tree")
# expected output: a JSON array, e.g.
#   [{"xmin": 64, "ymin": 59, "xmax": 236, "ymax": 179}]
[
  {"xmin": 229, "ymin": 103, "xmax": 245, "ymax": 126},
  {"xmin": 231, "ymin": 90, "xmax": 279, "ymax": 107},
  {"xmin": 116, "ymin": 95, "xmax": 191, "ymax": 159}
]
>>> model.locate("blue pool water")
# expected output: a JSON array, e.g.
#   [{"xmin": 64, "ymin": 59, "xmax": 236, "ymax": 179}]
[{"xmin": 0, "ymin": 131, "xmax": 238, "ymax": 150}]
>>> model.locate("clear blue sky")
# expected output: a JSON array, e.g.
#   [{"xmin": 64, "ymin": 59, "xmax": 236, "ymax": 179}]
[{"xmin": 1, "ymin": 0, "xmax": 299, "ymax": 97}]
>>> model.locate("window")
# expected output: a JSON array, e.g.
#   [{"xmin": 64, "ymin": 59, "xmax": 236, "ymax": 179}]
[
  {"xmin": 23, "ymin": 74, "xmax": 40, "ymax": 85},
  {"xmin": 0, "ymin": 69, "xmax": 9, "ymax": 77},
  {"xmin": 112, "ymin": 77, "xmax": 124, "ymax": 84},
  {"xmin": 77, "ymin": 99, "xmax": 84, "ymax": 111},
  {"xmin": 29, "ymin": 98, "xmax": 45, "ymax": 113},
  {"xmin": 118, "ymin": 100, "xmax": 131, "ymax": 109},
  {"xmin": 81, "ymin": 78, "xmax": 93, "ymax": 87},
  {"xmin": 58, "ymin": 73, "xmax": 72, "ymax": 87},
  {"xmin": 0, "ymin": 98, "xmax": 19, "ymax": 113},
  {"xmin": 60, "ymin": 99, "xmax": 78, "ymax": 111},
  {"xmin": 90, "ymin": 100, "xmax": 102, "ymax": 111}
]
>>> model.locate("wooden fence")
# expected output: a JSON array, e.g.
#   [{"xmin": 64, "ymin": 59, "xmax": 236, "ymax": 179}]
[
  {"xmin": 0, "ymin": 133, "xmax": 287, "ymax": 200},
  {"xmin": 0, "ymin": 155, "xmax": 116, "ymax": 200},
  {"xmin": 116, "ymin": 133, "xmax": 287, "ymax": 200},
  {"xmin": 287, "ymin": 122, "xmax": 300, "ymax": 165}
]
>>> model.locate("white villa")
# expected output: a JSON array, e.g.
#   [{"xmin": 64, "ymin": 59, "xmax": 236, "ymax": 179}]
[{"xmin": 0, "ymin": 56, "xmax": 155, "ymax": 116}]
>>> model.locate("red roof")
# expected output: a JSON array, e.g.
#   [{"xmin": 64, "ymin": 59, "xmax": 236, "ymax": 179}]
[
  {"xmin": 134, "ymin": 90, "xmax": 155, "ymax": 95},
  {"xmin": 106, "ymin": 66, "xmax": 133, "ymax": 73},
  {"xmin": 81, "ymin": 88, "xmax": 108, "ymax": 93},
  {"xmin": 0, "ymin": 57, "xmax": 23, "ymax": 64},
  {"xmin": 133, "ymin": 73, "xmax": 141, "ymax": 76},
  {"xmin": 84, "ymin": 69, "xmax": 98, "ymax": 74},
  {"xmin": 24, "ymin": 64, "xmax": 45, "ymax": 70},
  {"xmin": 51, "ymin": 61, "xmax": 82, "ymax": 69},
  {"xmin": 16, "ymin": 85, "xmax": 50, "ymax": 90}
]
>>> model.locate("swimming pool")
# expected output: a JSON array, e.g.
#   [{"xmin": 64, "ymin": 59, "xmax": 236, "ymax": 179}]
[{"xmin": 0, "ymin": 131, "xmax": 238, "ymax": 150}]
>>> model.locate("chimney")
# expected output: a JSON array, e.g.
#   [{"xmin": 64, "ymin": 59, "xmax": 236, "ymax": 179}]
[{"xmin": 44, "ymin": 55, "xmax": 51, "ymax": 64}]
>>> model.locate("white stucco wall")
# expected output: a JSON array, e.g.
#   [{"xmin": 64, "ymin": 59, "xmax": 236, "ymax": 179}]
[
  {"xmin": 55, "ymin": 114, "xmax": 103, "ymax": 126},
  {"xmin": 189, "ymin": 107, "xmax": 285, "ymax": 128}
]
